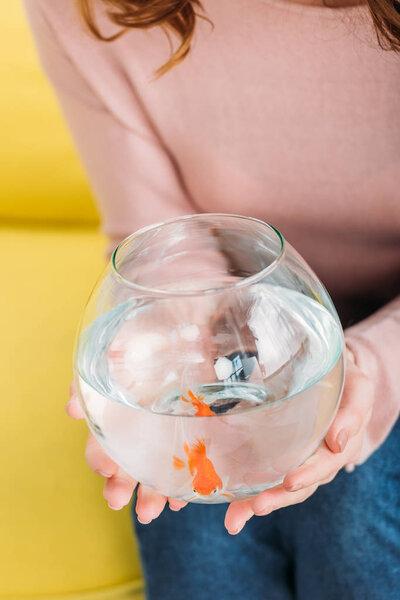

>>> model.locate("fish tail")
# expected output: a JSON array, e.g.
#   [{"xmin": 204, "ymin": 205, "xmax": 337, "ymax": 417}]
[
  {"xmin": 188, "ymin": 389, "xmax": 204, "ymax": 403},
  {"xmin": 191, "ymin": 438, "xmax": 206, "ymax": 455},
  {"xmin": 173, "ymin": 456, "xmax": 186, "ymax": 470}
]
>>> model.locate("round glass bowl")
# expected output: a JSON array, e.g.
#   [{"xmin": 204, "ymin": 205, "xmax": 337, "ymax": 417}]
[{"xmin": 74, "ymin": 214, "xmax": 344, "ymax": 503}]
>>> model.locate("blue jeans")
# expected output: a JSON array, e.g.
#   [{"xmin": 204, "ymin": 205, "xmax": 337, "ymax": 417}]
[{"xmin": 132, "ymin": 419, "xmax": 400, "ymax": 600}]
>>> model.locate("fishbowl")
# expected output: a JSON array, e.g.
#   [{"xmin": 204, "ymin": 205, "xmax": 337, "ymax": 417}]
[{"xmin": 74, "ymin": 214, "xmax": 344, "ymax": 503}]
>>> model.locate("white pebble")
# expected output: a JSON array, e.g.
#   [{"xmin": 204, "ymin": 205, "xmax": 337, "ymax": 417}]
[{"xmin": 214, "ymin": 357, "xmax": 233, "ymax": 380}]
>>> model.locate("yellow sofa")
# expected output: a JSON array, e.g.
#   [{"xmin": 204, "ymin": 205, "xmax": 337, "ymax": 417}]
[{"xmin": 0, "ymin": 4, "xmax": 143, "ymax": 599}]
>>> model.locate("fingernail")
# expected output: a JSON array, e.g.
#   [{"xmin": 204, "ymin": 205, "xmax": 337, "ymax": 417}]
[
  {"xmin": 169, "ymin": 505, "xmax": 182, "ymax": 512},
  {"xmin": 108, "ymin": 503, "xmax": 122, "ymax": 510},
  {"xmin": 230, "ymin": 520, "xmax": 248, "ymax": 534},
  {"xmin": 98, "ymin": 470, "xmax": 113, "ymax": 478},
  {"xmin": 137, "ymin": 516, "xmax": 152, "ymax": 525},
  {"xmin": 336, "ymin": 429, "xmax": 349, "ymax": 452}
]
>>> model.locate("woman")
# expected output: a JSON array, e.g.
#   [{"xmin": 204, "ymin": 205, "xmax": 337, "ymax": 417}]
[{"xmin": 25, "ymin": 1, "xmax": 400, "ymax": 598}]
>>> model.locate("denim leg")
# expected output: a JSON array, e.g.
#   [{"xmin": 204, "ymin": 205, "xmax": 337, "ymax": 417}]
[
  {"xmin": 279, "ymin": 419, "xmax": 400, "ymax": 600},
  {"xmin": 133, "ymin": 502, "xmax": 294, "ymax": 600}
]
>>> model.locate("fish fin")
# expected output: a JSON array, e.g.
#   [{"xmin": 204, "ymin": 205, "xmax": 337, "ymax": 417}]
[
  {"xmin": 221, "ymin": 493, "xmax": 234, "ymax": 498},
  {"xmin": 188, "ymin": 389, "xmax": 204, "ymax": 403},
  {"xmin": 184, "ymin": 442, "xmax": 196, "ymax": 475},
  {"xmin": 191, "ymin": 438, "xmax": 207, "ymax": 455},
  {"xmin": 172, "ymin": 456, "xmax": 186, "ymax": 470},
  {"xmin": 181, "ymin": 394, "xmax": 189, "ymax": 403},
  {"xmin": 187, "ymin": 389, "xmax": 197, "ymax": 402}
]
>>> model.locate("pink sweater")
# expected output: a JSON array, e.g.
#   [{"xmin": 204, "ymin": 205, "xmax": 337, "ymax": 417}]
[{"xmin": 25, "ymin": 0, "xmax": 400, "ymax": 465}]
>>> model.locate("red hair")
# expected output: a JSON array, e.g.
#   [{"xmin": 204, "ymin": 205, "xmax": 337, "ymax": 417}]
[{"xmin": 77, "ymin": 0, "xmax": 400, "ymax": 75}]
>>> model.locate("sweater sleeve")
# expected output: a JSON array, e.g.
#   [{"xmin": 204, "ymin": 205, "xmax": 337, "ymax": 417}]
[
  {"xmin": 24, "ymin": 0, "xmax": 194, "ymax": 252},
  {"xmin": 345, "ymin": 295, "xmax": 400, "ymax": 465}
]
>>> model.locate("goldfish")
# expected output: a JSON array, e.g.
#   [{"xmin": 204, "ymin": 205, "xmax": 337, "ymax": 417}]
[
  {"xmin": 173, "ymin": 439, "xmax": 223, "ymax": 496},
  {"xmin": 181, "ymin": 389, "xmax": 216, "ymax": 416}
]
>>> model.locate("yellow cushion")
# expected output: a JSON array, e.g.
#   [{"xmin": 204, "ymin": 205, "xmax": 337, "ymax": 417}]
[
  {"xmin": 0, "ymin": 3, "xmax": 99, "ymax": 224},
  {"xmin": 0, "ymin": 226, "xmax": 143, "ymax": 599}
]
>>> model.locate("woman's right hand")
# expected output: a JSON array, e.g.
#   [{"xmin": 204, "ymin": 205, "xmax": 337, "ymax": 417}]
[{"xmin": 67, "ymin": 383, "xmax": 187, "ymax": 522}]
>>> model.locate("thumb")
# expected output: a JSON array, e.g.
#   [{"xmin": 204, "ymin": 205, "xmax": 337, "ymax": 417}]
[{"xmin": 324, "ymin": 363, "xmax": 373, "ymax": 454}]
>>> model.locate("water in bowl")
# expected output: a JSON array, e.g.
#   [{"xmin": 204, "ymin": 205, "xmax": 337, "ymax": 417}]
[{"xmin": 75, "ymin": 284, "xmax": 344, "ymax": 502}]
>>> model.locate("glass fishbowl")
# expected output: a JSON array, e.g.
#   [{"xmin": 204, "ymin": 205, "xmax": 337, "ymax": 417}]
[{"xmin": 74, "ymin": 214, "xmax": 344, "ymax": 503}]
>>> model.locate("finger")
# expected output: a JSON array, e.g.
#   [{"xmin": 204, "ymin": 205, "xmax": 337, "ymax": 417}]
[
  {"xmin": 224, "ymin": 500, "xmax": 254, "ymax": 534},
  {"xmin": 168, "ymin": 498, "xmax": 188, "ymax": 511},
  {"xmin": 283, "ymin": 433, "xmax": 363, "ymax": 492},
  {"xmin": 251, "ymin": 483, "xmax": 319, "ymax": 516},
  {"xmin": 135, "ymin": 484, "xmax": 167, "ymax": 524},
  {"xmin": 103, "ymin": 469, "xmax": 137, "ymax": 510},
  {"xmin": 66, "ymin": 385, "xmax": 85, "ymax": 420},
  {"xmin": 325, "ymin": 367, "xmax": 374, "ymax": 454},
  {"xmin": 283, "ymin": 442, "xmax": 335, "ymax": 491},
  {"xmin": 84, "ymin": 434, "xmax": 119, "ymax": 477}
]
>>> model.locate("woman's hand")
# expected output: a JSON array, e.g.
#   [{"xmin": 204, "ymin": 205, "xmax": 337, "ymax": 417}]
[
  {"xmin": 67, "ymin": 383, "xmax": 187, "ymax": 522},
  {"xmin": 224, "ymin": 348, "xmax": 374, "ymax": 535},
  {"xmin": 68, "ymin": 347, "xmax": 373, "ymax": 531}
]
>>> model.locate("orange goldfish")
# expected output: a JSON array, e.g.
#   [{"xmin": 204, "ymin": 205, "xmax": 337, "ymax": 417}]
[
  {"xmin": 181, "ymin": 389, "xmax": 216, "ymax": 417},
  {"xmin": 173, "ymin": 439, "xmax": 223, "ymax": 496}
]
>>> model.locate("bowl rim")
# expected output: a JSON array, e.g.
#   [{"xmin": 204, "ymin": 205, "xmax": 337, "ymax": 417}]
[{"xmin": 110, "ymin": 213, "xmax": 285, "ymax": 297}]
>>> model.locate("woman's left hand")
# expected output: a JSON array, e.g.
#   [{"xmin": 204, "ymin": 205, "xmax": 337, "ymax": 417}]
[{"xmin": 224, "ymin": 348, "xmax": 374, "ymax": 535}]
